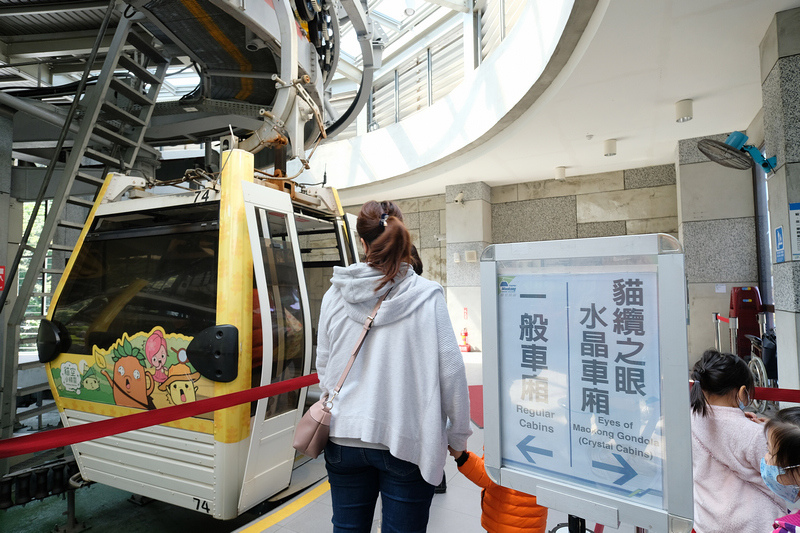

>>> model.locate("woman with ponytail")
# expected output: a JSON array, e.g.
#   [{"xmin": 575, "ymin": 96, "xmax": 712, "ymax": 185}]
[
  {"xmin": 690, "ymin": 349, "xmax": 785, "ymax": 533},
  {"xmin": 316, "ymin": 200, "xmax": 471, "ymax": 532}
]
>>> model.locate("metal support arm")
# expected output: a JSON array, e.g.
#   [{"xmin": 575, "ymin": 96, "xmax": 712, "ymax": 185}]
[{"xmin": 323, "ymin": 0, "xmax": 384, "ymax": 139}]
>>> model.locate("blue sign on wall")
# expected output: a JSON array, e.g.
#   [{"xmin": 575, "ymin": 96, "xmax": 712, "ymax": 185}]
[{"xmin": 776, "ymin": 226, "xmax": 785, "ymax": 263}]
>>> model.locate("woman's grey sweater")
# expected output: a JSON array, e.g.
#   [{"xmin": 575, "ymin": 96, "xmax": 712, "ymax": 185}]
[{"xmin": 316, "ymin": 263, "xmax": 472, "ymax": 485}]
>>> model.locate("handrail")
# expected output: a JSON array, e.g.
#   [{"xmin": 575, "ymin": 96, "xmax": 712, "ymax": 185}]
[{"xmin": 0, "ymin": 0, "xmax": 116, "ymax": 311}]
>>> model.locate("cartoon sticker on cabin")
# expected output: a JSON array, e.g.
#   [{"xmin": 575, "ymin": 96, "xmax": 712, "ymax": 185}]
[
  {"xmin": 145, "ymin": 330, "xmax": 169, "ymax": 384},
  {"xmin": 81, "ymin": 368, "xmax": 100, "ymax": 391},
  {"xmin": 100, "ymin": 338, "xmax": 155, "ymax": 410},
  {"xmin": 59, "ymin": 361, "xmax": 82, "ymax": 394},
  {"xmin": 159, "ymin": 349, "xmax": 201, "ymax": 406},
  {"xmin": 50, "ymin": 327, "xmax": 208, "ymax": 411}
]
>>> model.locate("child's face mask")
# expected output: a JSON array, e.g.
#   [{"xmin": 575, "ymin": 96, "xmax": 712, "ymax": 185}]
[
  {"xmin": 737, "ymin": 389, "xmax": 750, "ymax": 412},
  {"xmin": 760, "ymin": 458, "xmax": 800, "ymax": 503}
]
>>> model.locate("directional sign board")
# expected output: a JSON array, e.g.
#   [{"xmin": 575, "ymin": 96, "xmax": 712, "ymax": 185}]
[
  {"xmin": 791, "ymin": 203, "xmax": 800, "ymax": 261},
  {"xmin": 481, "ymin": 234, "xmax": 693, "ymax": 533}
]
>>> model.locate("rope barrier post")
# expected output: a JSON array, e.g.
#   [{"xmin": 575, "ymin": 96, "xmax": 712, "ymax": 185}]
[
  {"xmin": 568, "ymin": 515, "xmax": 586, "ymax": 533},
  {"xmin": 758, "ymin": 311, "xmax": 767, "ymax": 338},
  {"xmin": 729, "ymin": 316, "xmax": 738, "ymax": 356},
  {"xmin": 714, "ymin": 313, "xmax": 731, "ymax": 352}
]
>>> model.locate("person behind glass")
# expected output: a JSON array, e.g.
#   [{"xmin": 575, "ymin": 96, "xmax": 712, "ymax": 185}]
[
  {"xmin": 410, "ymin": 244, "xmax": 423, "ymax": 276},
  {"xmin": 316, "ymin": 200, "xmax": 472, "ymax": 533},
  {"xmin": 762, "ymin": 407, "xmax": 800, "ymax": 532},
  {"xmin": 690, "ymin": 349, "xmax": 785, "ymax": 533}
]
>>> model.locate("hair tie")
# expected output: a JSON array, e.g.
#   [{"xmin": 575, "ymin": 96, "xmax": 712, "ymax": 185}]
[{"xmin": 380, "ymin": 213, "xmax": 389, "ymax": 227}]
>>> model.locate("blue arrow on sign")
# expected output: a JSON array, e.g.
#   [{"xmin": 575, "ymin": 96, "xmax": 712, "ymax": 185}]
[
  {"xmin": 592, "ymin": 453, "xmax": 638, "ymax": 485},
  {"xmin": 516, "ymin": 435, "xmax": 553, "ymax": 463}
]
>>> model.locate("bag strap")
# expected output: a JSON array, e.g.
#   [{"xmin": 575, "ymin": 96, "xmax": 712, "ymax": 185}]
[{"xmin": 327, "ymin": 286, "xmax": 393, "ymax": 405}]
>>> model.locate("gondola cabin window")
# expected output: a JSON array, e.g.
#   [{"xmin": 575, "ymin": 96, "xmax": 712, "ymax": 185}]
[
  {"xmin": 48, "ymin": 202, "xmax": 219, "ymax": 413},
  {"xmin": 252, "ymin": 208, "xmax": 305, "ymax": 419}
]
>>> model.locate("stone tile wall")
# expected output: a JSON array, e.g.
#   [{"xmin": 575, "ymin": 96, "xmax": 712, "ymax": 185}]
[
  {"xmin": 396, "ymin": 195, "xmax": 447, "ymax": 287},
  {"xmin": 344, "ymin": 166, "xmax": 678, "ymax": 291},
  {"xmin": 491, "ymin": 165, "xmax": 678, "ymax": 244},
  {"xmin": 763, "ymin": 54, "xmax": 800, "ymax": 176},
  {"xmin": 331, "ymin": 150, "xmax": 765, "ymax": 377},
  {"xmin": 677, "ymin": 135, "xmax": 759, "ymax": 365},
  {"xmin": 760, "ymin": 7, "xmax": 800, "ymax": 394},
  {"xmin": 445, "ymin": 183, "xmax": 491, "ymax": 353},
  {"xmin": 344, "ymin": 195, "xmax": 447, "ymax": 288}
]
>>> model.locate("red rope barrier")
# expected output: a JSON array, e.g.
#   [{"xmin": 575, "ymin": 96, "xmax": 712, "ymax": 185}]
[
  {"xmin": 716, "ymin": 315, "xmax": 730, "ymax": 324},
  {"xmin": 0, "ymin": 373, "xmax": 320, "ymax": 459},
  {"xmin": 753, "ymin": 386, "xmax": 800, "ymax": 404},
  {"xmin": 10, "ymin": 373, "xmax": 792, "ymax": 460}
]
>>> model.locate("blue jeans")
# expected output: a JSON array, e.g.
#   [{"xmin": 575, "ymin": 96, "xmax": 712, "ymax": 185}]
[{"xmin": 324, "ymin": 441, "xmax": 435, "ymax": 533}]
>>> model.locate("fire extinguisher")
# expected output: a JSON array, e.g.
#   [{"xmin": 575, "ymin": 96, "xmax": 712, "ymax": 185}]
[
  {"xmin": 460, "ymin": 307, "xmax": 471, "ymax": 351},
  {"xmin": 460, "ymin": 327, "xmax": 471, "ymax": 352}
]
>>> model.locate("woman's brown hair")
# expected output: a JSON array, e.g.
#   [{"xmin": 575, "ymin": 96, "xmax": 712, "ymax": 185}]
[{"xmin": 356, "ymin": 200, "xmax": 412, "ymax": 290}]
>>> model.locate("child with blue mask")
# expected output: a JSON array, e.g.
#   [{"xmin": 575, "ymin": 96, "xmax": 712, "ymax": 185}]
[
  {"xmin": 762, "ymin": 408, "xmax": 800, "ymax": 532},
  {"xmin": 690, "ymin": 349, "xmax": 786, "ymax": 533}
]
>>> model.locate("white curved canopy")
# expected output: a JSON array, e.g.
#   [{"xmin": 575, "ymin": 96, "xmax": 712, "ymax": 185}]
[{"xmin": 305, "ymin": 0, "xmax": 800, "ymax": 205}]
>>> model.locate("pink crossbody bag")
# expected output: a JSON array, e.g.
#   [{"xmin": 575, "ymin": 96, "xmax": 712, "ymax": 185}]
[{"xmin": 292, "ymin": 287, "xmax": 392, "ymax": 458}]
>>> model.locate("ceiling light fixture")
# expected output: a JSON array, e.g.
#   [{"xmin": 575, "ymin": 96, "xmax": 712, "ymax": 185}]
[
  {"xmin": 555, "ymin": 166, "xmax": 566, "ymax": 181},
  {"xmin": 675, "ymin": 99, "xmax": 693, "ymax": 123},
  {"xmin": 404, "ymin": 0, "xmax": 415, "ymax": 16},
  {"xmin": 604, "ymin": 139, "xmax": 617, "ymax": 157}
]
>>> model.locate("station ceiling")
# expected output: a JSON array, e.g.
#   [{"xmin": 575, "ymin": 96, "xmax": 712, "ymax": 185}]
[
  {"xmin": 322, "ymin": 0, "xmax": 800, "ymax": 203},
  {"xmin": 2, "ymin": 0, "xmax": 800, "ymax": 200}
]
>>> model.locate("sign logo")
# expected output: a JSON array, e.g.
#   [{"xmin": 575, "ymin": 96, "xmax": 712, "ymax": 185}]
[
  {"xmin": 498, "ymin": 276, "xmax": 516, "ymax": 295},
  {"xmin": 776, "ymin": 226, "xmax": 785, "ymax": 263}
]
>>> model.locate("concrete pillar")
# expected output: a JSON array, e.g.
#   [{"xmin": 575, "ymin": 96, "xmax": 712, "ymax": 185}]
[
  {"xmin": 0, "ymin": 106, "xmax": 12, "ymax": 278},
  {"xmin": 0, "ymin": 105, "xmax": 17, "ymax": 461},
  {"xmin": 760, "ymin": 7, "xmax": 800, "ymax": 391},
  {"xmin": 445, "ymin": 182, "xmax": 491, "ymax": 353},
  {"xmin": 462, "ymin": 10, "xmax": 479, "ymax": 73},
  {"xmin": 675, "ymin": 135, "xmax": 759, "ymax": 366}
]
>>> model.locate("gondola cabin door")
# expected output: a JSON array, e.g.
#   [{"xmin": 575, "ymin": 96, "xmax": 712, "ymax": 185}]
[
  {"xmin": 238, "ymin": 182, "xmax": 312, "ymax": 512},
  {"xmin": 344, "ymin": 213, "xmax": 361, "ymax": 262}
]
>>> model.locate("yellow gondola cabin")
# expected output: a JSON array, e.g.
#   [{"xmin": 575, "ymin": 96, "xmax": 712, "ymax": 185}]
[{"xmin": 37, "ymin": 150, "xmax": 360, "ymax": 519}]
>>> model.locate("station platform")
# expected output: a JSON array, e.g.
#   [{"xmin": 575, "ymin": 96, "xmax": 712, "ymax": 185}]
[
  {"xmin": 231, "ymin": 420, "xmax": 579, "ymax": 533},
  {"xmin": 0, "ymin": 353, "xmax": 592, "ymax": 533},
  {"xmin": 234, "ymin": 421, "xmax": 488, "ymax": 533},
  {"xmin": 228, "ymin": 347, "xmax": 584, "ymax": 533}
]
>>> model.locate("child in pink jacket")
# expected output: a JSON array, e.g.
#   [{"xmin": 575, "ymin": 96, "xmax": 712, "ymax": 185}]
[
  {"xmin": 761, "ymin": 407, "xmax": 800, "ymax": 532},
  {"xmin": 690, "ymin": 349, "xmax": 786, "ymax": 533}
]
